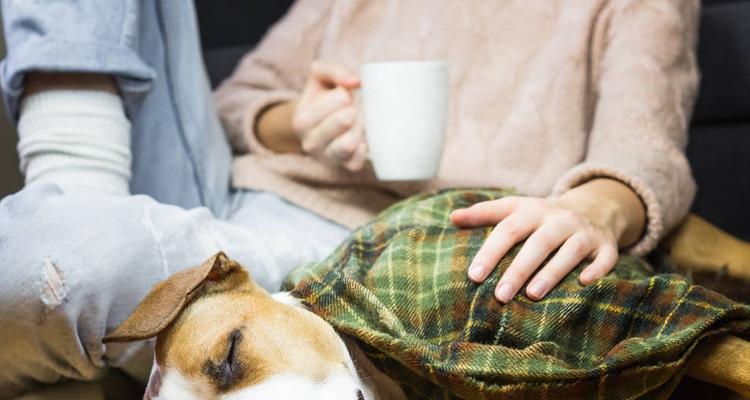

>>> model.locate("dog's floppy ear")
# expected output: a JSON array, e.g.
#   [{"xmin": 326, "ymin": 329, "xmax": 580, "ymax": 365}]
[{"xmin": 103, "ymin": 252, "xmax": 249, "ymax": 343}]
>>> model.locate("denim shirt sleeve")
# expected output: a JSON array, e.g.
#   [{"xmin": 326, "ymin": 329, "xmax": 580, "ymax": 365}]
[{"xmin": 0, "ymin": 0, "xmax": 157, "ymax": 120}]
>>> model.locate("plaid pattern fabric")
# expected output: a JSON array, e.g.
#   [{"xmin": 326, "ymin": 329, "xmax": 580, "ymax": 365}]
[{"xmin": 283, "ymin": 189, "xmax": 750, "ymax": 399}]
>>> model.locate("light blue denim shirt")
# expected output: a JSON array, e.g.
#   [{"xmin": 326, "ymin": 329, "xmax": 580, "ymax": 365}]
[{"xmin": 0, "ymin": 0, "xmax": 232, "ymax": 213}]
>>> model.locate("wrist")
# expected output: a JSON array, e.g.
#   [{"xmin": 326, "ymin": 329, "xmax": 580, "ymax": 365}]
[
  {"xmin": 556, "ymin": 178, "xmax": 644, "ymax": 247},
  {"xmin": 256, "ymin": 100, "xmax": 302, "ymax": 153},
  {"xmin": 557, "ymin": 190, "xmax": 628, "ymax": 243}
]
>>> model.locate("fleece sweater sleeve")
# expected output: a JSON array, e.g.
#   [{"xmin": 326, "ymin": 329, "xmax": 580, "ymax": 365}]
[
  {"xmin": 552, "ymin": 0, "xmax": 701, "ymax": 255},
  {"xmin": 213, "ymin": 0, "xmax": 334, "ymax": 156}
]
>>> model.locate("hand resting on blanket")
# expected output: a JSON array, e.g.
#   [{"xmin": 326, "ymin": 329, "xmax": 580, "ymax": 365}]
[{"xmin": 451, "ymin": 178, "xmax": 646, "ymax": 303}]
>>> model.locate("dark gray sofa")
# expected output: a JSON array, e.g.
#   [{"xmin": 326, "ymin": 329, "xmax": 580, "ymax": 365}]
[
  {"xmin": 197, "ymin": 0, "xmax": 750, "ymax": 242},
  {"xmin": 688, "ymin": 0, "xmax": 750, "ymax": 241}
]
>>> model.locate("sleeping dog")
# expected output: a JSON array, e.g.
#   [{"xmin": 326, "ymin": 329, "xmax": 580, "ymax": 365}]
[
  {"xmin": 103, "ymin": 253, "xmax": 404, "ymax": 400},
  {"xmin": 104, "ymin": 252, "xmax": 750, "ymax": 399}
]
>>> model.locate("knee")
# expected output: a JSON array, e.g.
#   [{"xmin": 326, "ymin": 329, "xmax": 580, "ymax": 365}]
[
  {"xmin": 0, "ymin": 185, "xmax": 179, "ymax": 385},
  {"xmin": 0, "ymin": 184, "xmax": 161, "ymax": 315}
]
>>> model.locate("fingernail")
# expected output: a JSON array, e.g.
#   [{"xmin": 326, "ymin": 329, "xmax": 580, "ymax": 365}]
[
  {"xmin": 579, "ymin": 270, "xmax": 594, "ymax": 284},
  {"xmin": 468, "ymin": 263, "xmax": 485, "ymax": 281},
  {"xmin": 495, "ymin": 282, "xmax": 515, "ymax": 303},
  {"xmin": 527, "ymin": 279, "xmax": 549, "ymax": 299}
]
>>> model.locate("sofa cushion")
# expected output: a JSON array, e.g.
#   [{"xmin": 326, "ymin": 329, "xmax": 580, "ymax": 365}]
[
  {"xmin": 687, "ymin": 122, "xmax": 750, "ymax": 240},
  {"xmin": 197, "ymin": 0, "xmax": 293, "ymax": 88},
  {"xmin": 692, "ymin": 1, "xmax": 750, "ymax": 123}
]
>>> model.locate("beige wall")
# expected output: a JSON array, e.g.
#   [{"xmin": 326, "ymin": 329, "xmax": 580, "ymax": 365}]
[{"xmin": 0, "ymin": 9, "xmax": 23, "ymax": 199}]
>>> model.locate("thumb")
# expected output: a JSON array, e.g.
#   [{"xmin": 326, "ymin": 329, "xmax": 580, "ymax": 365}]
[{"xmin": 311, "ymin": 61, "xmax": 361, "ymax": 89}]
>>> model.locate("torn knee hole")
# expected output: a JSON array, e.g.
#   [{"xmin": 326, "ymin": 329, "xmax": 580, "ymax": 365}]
[{"xmin": 41, "ymin": 258, "xmax": 68, "ymax": 308}]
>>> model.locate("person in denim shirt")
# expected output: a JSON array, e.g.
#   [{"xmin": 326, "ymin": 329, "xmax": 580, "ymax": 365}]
[{"xmin": 0, "ymin": 2, "xmax": 349, "ymax": 398}]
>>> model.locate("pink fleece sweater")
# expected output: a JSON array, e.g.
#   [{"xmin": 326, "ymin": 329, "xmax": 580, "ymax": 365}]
[{"xmin": 215, "ymin": 0, "xmax": 700, "ymax": 255}]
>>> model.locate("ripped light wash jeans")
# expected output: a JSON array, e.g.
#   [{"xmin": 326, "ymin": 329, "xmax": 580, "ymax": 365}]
[{"xmin": 0, "ymin": 1, "xmax": 349, "ymax": 398}]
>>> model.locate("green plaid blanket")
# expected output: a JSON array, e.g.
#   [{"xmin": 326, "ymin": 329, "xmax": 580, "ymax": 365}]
[{"xmin": 283, "ymin": 189, "xmax": 750, "ymax": 399}]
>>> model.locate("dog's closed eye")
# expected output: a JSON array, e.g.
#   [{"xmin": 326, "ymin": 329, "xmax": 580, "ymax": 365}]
[
  {"xmin": 226, "ymin": 329, "xmax": 240, "ymax": 372},
  {"xmin": 203, "ymin": 329, "xmax": 244, "ymax": 392}
]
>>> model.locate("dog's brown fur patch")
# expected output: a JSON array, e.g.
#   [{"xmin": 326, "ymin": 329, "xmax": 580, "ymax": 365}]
[
  {"xmin": 104, "ymin": 252, "xmax": 353, "ymax": 396},
  {"xmin": 156, "ymin": 286, "xmax": 348, "ymax": 394}
]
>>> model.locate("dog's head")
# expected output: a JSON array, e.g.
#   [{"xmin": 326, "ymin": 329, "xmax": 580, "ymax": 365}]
[{"xmin": 104, "ymin": 252, "xmax": 369, "ymax": 399}]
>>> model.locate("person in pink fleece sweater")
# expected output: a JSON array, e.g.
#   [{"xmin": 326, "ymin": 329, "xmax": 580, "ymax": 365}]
[{"xmin": 215, "ymin": 0, "xmax": 700, "ymax": 303}]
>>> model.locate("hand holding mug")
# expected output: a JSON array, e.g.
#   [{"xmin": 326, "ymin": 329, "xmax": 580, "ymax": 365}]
[{"xmin": 292, "ymin": 62, "xmax": 368, "ymax": 172}]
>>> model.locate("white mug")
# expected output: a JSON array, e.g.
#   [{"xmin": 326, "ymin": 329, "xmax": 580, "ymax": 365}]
[{"xmin": 361, "ymin": 61, "xmax": 449, "ymax": 181}]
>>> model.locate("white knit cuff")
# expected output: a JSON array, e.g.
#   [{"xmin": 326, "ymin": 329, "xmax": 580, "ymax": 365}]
[{"xmin": 17, "ymin": 89, "xmax": 132, "ymax": 196}]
